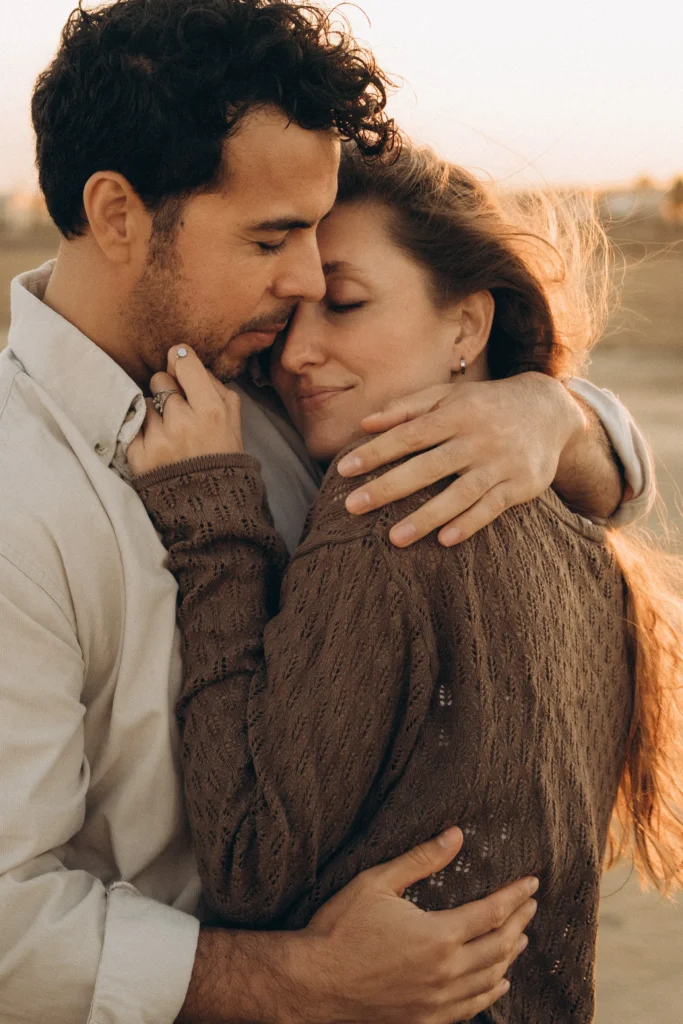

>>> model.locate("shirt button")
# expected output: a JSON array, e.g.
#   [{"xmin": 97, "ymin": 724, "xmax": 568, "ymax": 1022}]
[{"xmin": 95, "ymin": 442, "xmax": 108, "ymax": 456}]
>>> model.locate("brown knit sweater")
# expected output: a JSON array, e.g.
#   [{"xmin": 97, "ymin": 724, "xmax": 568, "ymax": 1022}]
[{"xmin": 135, "ymin": 448, "xmax": 633, "ymax": 1024}]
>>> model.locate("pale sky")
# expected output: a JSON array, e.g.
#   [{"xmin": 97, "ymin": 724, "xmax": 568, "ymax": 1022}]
[{"xmin": 1, "ymin": 0, "xmax": 681, "ymax": 192}]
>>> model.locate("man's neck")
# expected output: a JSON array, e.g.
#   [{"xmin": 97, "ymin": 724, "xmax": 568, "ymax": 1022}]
[{"xmin": 43, "ymin": 243, "xmax": 149, "ymax": 388}]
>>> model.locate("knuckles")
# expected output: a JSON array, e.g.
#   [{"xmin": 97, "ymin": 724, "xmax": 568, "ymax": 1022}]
[
  {"xmin": 488, "ymin": 934, "xmax": 516, "ymax": 966},
  {"xmin": 485, "ymin": 899, "xmax": 511, "ymax": 932},
  {"xmin": 465, "ymin": 469, "xmax": 493, "ymax": 497},
  {"xmin": 426, "ymin": 445, "xmax": 455, "ymax": 481},
  {"xmin": 399, "ymin": 420, "xmax": 429, "ymax": 453}
]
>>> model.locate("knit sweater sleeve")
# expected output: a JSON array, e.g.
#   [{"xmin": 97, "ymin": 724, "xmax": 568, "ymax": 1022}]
[{"xmin": 133, "ymin": 454, "xmax": 436, "ymax": 928}]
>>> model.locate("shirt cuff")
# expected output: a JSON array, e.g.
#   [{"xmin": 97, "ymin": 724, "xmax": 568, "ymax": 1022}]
[
  {"xmin": 88, "ymin": 882, "xmax": 199, "ymax": 1024},
  {"xmin": 567, "ymin": 377, "xmax": 656, "ymax": 527}
]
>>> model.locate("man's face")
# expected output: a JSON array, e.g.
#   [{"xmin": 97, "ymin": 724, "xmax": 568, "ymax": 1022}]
[{"xmin": 127, "ymin": 107, "xmax": 340, "ymax": 382}]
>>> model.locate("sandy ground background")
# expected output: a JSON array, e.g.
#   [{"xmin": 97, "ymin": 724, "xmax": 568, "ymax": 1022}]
[{"xmin": 1, "ymin": 236, "xmax": 682, "ymax": 1021}]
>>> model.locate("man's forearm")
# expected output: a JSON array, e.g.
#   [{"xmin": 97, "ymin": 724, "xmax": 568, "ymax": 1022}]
[
  {"xmin": 553, "ymin": 393, "xmax": 626, "ymax": 519},
  {"xmin": 176, "ymin": 927, "xmax": 312, "ymax": 1024}
]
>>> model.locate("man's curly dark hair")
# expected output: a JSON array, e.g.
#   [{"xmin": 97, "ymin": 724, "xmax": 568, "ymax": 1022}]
[{"xmin": 32, "ymin": 0, "xmax": 396, "ymax": 238}]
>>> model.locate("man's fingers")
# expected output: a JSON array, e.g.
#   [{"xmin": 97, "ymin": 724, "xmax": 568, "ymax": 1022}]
[
  {"xmin": 437, "ymin": 482, "xmax": 518, "ymax": 547},
  {"xmin": 460, "ymin": 897, "xmax": 536, "ymax": 976},
  {"xmin": 382, "ymin": 470, "xmax": 496, "ymax": 547},
  {"xmin": 363, "ymin": 828, "xmax": 463, "ymax": 896},
  {"xmin": 452, "ymin": 948, "xmax": 520, "ymax": 1004},
  {"xmin": 453, "ymin": 978, "xmax": 511, "ymax": 1022},
  {"xmin": 359, "ymin": 385, "xmax": 452, "ymax": 434},
  {"xmin": 442, "ymin": 876, "xmax": 539, "ymax": 944},
  {"xmin": 167, "ymin": 345, "xmax": 220, "ymax": 413},
  {"xmin": 344, "ymin": 441, "xmax": 471, "ymax": 519},
  {"xmin": 337, "ymin": 406, "xmax": 458, "ymax": 477}
]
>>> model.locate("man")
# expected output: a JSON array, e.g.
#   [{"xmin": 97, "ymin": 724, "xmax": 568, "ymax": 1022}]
[{"xmin": 0, "ymin": 1, "xmax": 652, "ymax": 1022}]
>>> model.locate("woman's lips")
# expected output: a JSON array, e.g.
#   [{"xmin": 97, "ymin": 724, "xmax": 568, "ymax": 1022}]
[{"xmin": 296, "ymin": 386, "xmax": 353, "ymax": 411}]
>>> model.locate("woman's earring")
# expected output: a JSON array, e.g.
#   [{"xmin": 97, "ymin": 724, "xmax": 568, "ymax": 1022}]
[{"xmin": 460, "ymin": 356, "xmax": 466, "ymax": 375}]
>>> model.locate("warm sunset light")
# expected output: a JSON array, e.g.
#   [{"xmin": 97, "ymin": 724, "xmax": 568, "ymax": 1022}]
[
  {"xmin": 1, "ymin": 0, "xmax": 681, "ymax": 190},
  {"xmin": 0, "ymin": 4, "xmax": 681, "ymax": 1024}
]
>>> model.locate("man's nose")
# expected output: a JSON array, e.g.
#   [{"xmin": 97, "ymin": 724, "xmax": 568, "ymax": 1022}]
[
  {"xmin": 273, "ymin": 234, "xmax": 326, "ymax": 304},
  {"xmin": 278, "ymin": 306, "xmax": 324, "ymax": 374}
]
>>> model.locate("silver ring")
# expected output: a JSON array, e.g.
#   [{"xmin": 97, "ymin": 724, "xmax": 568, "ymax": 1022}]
[{"xmin": 152, "ymin": 389, "xmax": 182, "ymax": 416}]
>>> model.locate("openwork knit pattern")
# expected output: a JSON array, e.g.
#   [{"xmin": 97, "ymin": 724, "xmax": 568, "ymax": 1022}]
[{"xmin": 135, "ymin": 447, "xmax": 634, "ymax": 1024}]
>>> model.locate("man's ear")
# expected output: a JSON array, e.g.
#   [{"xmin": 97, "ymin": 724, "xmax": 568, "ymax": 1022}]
[
  {"xmin": 449, "ymin": 290, "xmax": 495, "ymax": 374},
  {"xmin": 82, "ymin": 171, "xmax": 149, "ymax": 264}
]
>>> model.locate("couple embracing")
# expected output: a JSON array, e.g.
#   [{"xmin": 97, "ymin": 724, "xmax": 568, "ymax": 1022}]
[{"xmin": 1, "ymin": 1, "xmax": 681, "ymax": 1023}]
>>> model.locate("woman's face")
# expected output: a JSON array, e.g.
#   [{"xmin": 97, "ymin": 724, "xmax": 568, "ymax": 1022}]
[{"xmin": 270, "ymin": 201, "xmax": 472, "ymax": 462}]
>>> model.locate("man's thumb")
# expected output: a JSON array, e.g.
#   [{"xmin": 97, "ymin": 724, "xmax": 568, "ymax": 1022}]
[{"xmin": 369, "ymin": 827, "xmax": 464, "ymax": 896}]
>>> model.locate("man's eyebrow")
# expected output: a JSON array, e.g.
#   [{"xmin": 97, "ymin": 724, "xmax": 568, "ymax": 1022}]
[{"xmin": 249, "ymin": 217, "xmax": 315, "ymax": 232}]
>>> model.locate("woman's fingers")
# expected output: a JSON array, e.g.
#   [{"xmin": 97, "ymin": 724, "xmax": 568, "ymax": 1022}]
[
  {"xmin": 149, "ymin": 370, "xmax": 186, "ymax": 416},
  {"xmin": 129, "ymin": 351, "xmax": 245, "ymax": 476},
  {"xmin": 209, "ymin": 374, "xmax": 238, "ymax": 409},
  {"xmin": 150, "ymin": 370, "xmax": 183, "ymax": 395},
  {"xmin": 127, "ymin": 397, "xmax": 161, "ymax": 476},
  {"xmin": 167, "ymin": 345, "xmax": 221, "ymax": 413}
]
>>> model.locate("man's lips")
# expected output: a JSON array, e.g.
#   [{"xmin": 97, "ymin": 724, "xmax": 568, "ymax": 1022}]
[
  {"xmin": 296, "ymin": 386, "xmax": 354, "ymax": 411},
  {"xmin": 235, "ymin": 324, "xmax": 288, "ymax": 348}
]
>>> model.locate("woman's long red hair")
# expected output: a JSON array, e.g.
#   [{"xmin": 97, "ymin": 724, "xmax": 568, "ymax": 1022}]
[{"xmin": 338, "ymin": 140, "xmax": 683, "ymax": 890}]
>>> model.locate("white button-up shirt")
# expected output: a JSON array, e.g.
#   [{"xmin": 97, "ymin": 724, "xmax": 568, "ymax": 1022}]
[{"xmin": 0, "ymin": 262, "xmax": 652, "ymax": 1024}]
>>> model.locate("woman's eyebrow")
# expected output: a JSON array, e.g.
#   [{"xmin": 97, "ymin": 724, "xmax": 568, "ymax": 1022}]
[{"xmin": 323, "ymin": 260, "xmax": 359, "ymax": 276}]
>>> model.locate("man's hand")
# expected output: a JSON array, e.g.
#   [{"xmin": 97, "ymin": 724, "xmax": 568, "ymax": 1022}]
[
  {"xmin": 177, "ymin": 828, "xmax": 538, "ymax": 1024},
  {"xmin": 337, "ymin": 372, "xmax": 622, "ymax": 547}
]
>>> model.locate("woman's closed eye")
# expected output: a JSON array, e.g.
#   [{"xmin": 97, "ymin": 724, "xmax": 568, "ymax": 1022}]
[{"xmin": 326, "ymin": 300, "xmax": 366, "ymax": 314}]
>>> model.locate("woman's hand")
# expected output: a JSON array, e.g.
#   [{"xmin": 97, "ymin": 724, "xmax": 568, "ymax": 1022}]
[{"xmin": 128, "ymin": 346, "xmax": 243, "ymax": 477}]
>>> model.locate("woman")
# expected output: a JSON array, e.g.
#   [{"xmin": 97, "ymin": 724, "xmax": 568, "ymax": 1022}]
[{"xmin": 129, "ymin": 143, "xmax": 683, "ymax": 1023}]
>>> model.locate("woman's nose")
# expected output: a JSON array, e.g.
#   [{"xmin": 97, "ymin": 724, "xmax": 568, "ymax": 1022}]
[{"xmin": 278, "ymin": 306, "xmax": 325, "ymax": 374}]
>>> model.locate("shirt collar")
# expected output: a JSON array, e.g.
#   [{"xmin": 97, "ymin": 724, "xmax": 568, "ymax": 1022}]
[{"xmin": 7, "ymin": 260, "xmax": 145, "ymax": 468}]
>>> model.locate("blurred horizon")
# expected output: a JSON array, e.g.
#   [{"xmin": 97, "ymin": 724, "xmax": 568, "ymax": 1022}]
[{"xmin": 1, "ymin": 0, "xmax": 682, "ymax": 193}]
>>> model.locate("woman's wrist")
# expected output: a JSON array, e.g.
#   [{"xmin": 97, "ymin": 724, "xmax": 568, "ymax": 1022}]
[{"xmin": 132, "ymin": 452, "xmax": 260, "ymax": 490}]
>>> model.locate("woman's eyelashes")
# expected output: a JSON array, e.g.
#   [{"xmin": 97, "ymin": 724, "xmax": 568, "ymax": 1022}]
[{"xmin": 326, "ymin": 300, "xmax": 366, "ymax": 314}]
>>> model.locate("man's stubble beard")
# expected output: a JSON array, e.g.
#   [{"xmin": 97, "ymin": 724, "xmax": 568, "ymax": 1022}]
[
  {"xmin": 126, "ymin": 232, "xmax": 244, "ymax": 384},
  {"xmin": 125, "ymin": 227, "xmax": 296, "ymax": 386}
]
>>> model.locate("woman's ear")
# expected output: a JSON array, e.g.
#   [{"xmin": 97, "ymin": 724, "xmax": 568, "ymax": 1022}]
[
  {"xmin": 82, "ymin": 171, "xmax": 149, "ymax": 264},
  {"xmin": 449, "ymin": 290, "xmax": 495, "ymax": 376}
]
